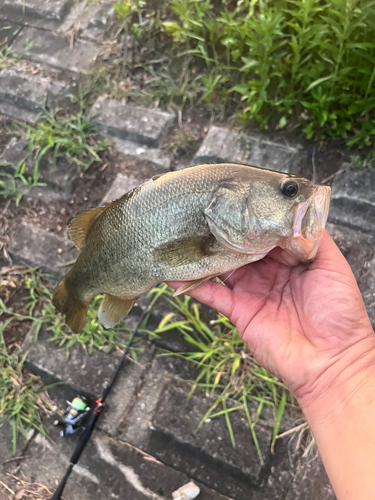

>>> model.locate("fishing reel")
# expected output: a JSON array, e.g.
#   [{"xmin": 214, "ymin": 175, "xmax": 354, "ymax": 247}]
[{"xmin": 53, "ymin": 396, "xmax": 91, "ymax": 437}]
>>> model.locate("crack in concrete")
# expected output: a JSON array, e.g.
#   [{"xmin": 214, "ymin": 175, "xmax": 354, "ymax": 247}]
[
  {"xmin": 34, "ymin": 433, "xmax": 100, "ymax": 485},
  {"xmin": 93, "ymin": 436, "xmax": 166, "ymax": 500}
]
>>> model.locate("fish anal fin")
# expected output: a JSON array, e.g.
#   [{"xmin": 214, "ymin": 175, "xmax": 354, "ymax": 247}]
[
  {"xmin": 68, "ymin": 206, "xmax": 106, "ymax": 250},
  {"xmin": 155, "ymin": 235, "xmax": 220, "ymax": 268},
  {"xmin": 173, "ymin": 275, "xmax": 217, "ymax": 296},
  {"xmin": 98, "ymin": 294, "xmax": 137, "ymax": 329},
  {"xmin": 52, "ymin": 272, "xmax": 89, "ymax": 333}
]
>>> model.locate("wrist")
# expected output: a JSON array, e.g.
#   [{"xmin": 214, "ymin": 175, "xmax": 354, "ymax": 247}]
[
  {"xmin": 297, "ymin": 329, "xmax": 375, "ymax": 419},
  {"xmin": 296, "ymin": 330, "xmax": 375, "ymax": 500}
]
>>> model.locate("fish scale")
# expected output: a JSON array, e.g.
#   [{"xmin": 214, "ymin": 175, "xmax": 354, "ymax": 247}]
[{"xmin": 52, "ymin": 163, "xmax": 331, "ymax": 333}]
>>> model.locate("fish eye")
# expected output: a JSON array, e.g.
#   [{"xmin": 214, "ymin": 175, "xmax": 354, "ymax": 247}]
[{"xmin": 281, "ymin": 180, "xmax": 299, "ymax": 198}]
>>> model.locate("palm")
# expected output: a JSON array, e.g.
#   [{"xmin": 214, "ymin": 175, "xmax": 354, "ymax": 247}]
[{"xmin": 168, "ymin": 232, "xmax": 373, "ymax": 398}]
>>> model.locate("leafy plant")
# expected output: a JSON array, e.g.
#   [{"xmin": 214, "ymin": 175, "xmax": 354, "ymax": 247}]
[
  {"xmin": 150, "ymin": 284, "xmax": 296, "ymax": 462},
  {"xmin": 109, "ymin": 0, "xmax": 375, "ymax": 148},
  {"xmin": 114, "ymin": 0, "xmax": 146, "ymax": 22}
]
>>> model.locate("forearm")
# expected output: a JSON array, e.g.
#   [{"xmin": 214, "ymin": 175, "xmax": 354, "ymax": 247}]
[{"xmin": 298, "ymin": 334, "xmax": 375, "ymax": 500}]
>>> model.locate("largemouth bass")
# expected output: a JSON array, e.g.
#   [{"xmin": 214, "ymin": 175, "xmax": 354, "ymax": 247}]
[{"xmin": 53, "ymin": 163, "xmax": 331, "ymax": 333}]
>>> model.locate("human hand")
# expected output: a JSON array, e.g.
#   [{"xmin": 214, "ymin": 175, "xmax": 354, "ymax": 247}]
[{"xmin": 167, "ymin": 231, "xmax": 375, "ymax": 408}]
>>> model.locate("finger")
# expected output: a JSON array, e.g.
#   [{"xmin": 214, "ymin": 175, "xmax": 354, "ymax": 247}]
[
  {"xmin": 312, "ymin": 230, "xmax": 353, "ymax": 274},
  {"xmin": 166, "ymin": 279, "xmax": 236, "ymax": 319},
  {"xmin": 217, "ymin": 267, "xmax": 245, "ymax": 289},
  {"xmin": 264, "ymin": 247, "xmax": 300, "ymax": 267}
]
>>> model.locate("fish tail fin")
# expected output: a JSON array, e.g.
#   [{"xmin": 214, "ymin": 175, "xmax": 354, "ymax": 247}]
[
  {"xmin": 98, "ymin": 294, "xmax": 137, "ymax": 329},
  {"xmin": 52, "ymin": 272, "xmax": 89, "ymax": 334}
]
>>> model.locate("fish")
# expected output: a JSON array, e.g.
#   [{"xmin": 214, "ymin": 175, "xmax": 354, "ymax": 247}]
[{"xmin": 52, "ymin": 163, "xmax": 331, "ymax": 333}]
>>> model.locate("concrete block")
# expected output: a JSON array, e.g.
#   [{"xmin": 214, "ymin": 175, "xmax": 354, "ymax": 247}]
[
  {"xmin": 79, "ymin": 2, "xmax": 115, "ymax": 40},
  {"xmin": 285, "ymin": 454, "xmax": 336, "ymax": 500},
  {"xmin": 0, "ymin": 0, "xmax": 75, "ymax": 30},
  {"xmin": 0, "ymin": 20, "xmax": 23, "ymax": 46},
  {"xmin": 123, "ymin": 357, "xmax": 277, "ymax": 499},
  {"xmin": 12, "ymin": 26, "xmax": 100, "ymax": 73},
  {"xmin": 8, "ymin": 222, "xmax": 78, "ymax": 278},
  {"xmin": 0, "ymin": 99, "xmax": 37, "ymax": 122},
  {"xmin": 326, "ymin": 223, "xmax": 375, "ymax": 282},
  {"xmin": 101, "ymin": 172, "xmax": 140, "ymax": 205},
  {"xmin": 111, "ymin": 136, "xmax": 171, "ymax": 169},
  {"xmin": 360, "ymin": 252, "xmax": 375, "ymax": 328},
  {"xmin": 0, "ymin": 69, "xmax": 70, "ymax": 119},
  {"xmin": 194, "ymin": 126, "xmax": 300, "ymax": 173},
  {"xmin": 329, "ymin": 167, "xmax": 375, "ymax": 233},
  {"xmin": 19, "ymin": 423, "xmax": 234, "ymax": 500},
  {"xmin": 152, "ymin": 381, "xmax": 271, "ymax": 483},
  {"xmin": 1, "ymin": 137, "xmax": 78, "ymax": 199},
  {"xmin": 90, "ymin": 98, "xmax": 175, "ymax": 147},
  {"xmin": 21, "ymin": 326, "xmax": 154, "ymax": 436}
]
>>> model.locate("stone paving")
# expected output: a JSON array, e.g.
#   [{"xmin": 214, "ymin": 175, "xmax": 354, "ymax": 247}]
[{"xmin": 1, "ymin": 1, "xmax": 375, "ymax": 499}]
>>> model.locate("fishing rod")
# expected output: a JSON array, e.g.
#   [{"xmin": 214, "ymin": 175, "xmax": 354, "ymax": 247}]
[{"xmin": 51, "ymin": 295, "xmax": 155, "ymax": 500}]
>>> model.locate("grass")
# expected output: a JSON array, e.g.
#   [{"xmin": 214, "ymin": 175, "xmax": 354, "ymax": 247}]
[
  {"xmin": 150, "ymin": 284, "xmax": 299, "ymax": 462},
  {"xmin": 0, "ymin": 92, "xmax": 110, "ymax": 205},
  {"xmin": 0, "ymin": 325, "xmax": 52, "ymax": 453},
  {"xmin": 0, "ymin": 270, "xmax": 53, "ymax": 452},
  {"xmin": 109, "ymin": 0, "xmax": 375, "ymax": 149},
  {"xmin": 18, "ymin": 93, "xmax": 110, "ymax": 179},
  {"xmin": 0, "ymin": 160, "xmax": 46, "ymax": 207},
  {"xmin": 0, "ymin": 267, "xmax": 154, "ymax": 450},
  {"xmin": 4, "ymin": 268, "xmax": 146, "ymax": 356},
  {"xmin": 0, "ymin": 45, "xmax": 17, "ymax": 70},
  {"xmin": 0, "ymin": 270, "xmax": 303, "ymax": 461}
]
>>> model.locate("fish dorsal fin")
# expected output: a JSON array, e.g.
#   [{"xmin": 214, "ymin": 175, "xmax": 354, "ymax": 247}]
[
  {"xmin": 155, "ymin": 234, "xmax": 220, "ymax": 267},
  {"xmin": 151, "ymin": 173, "xmax": 165, "ymax": 181},
  {"xmin": 98, "ymin": 294, "xmax": 137, "ymax": 329},
  {"xmin": 68, "ymin": 206, "xmax": 106, "ymax": 250}
]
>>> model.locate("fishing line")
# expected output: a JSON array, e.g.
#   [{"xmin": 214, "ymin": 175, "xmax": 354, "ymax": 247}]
[
  {"xmin": 247, "ymin": 264, "xmax": 309, "ymax": 311},
  {"xmin": 51, "ymin": 263, "xmax": 308, "ymax": 499},
  {"xmin": 211, "ymin": 257, "xmax": 309, "ymax": 310},
  {"xmin": 216, "ymin": 269, "xmax": 237, "ymax": 288},
  {"xmin": 51, "ymin": 294, "xmax": 155, "ymax": 500}
]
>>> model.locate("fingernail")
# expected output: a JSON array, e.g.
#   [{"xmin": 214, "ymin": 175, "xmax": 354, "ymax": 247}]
[{"xmin": 281, "ymin": 250, "xmax": 299, "ymax": 266}]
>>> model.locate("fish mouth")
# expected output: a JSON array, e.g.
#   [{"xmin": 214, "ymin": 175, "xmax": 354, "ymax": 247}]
[{"xmin": 284, "ymin": 185, "xmax": 331, "ymax": 263}]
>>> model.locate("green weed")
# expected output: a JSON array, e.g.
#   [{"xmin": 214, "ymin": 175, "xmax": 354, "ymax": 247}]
[
  {"xmin": 18, "ymin": 94, "xmax": 109, "ymax": 183},
  {"xmin": 0, "ymin": 160, "xmax": 46, "ymax": 206},
  {"xmin": 0, "ymin": 322, "xmax": 51, "ymax": 452},
  {"xmin": 133, "ymin": 64, "xmax": 208, "ymax": 109},
  {"xmin": 0, "ymin": 45, "xmax": 17, "ymax": 69},
  {"xmin": 150, "ymin": 284, "xmax": 296, "ymax": 462},
  {"xmin": 23, "ymin": 270, "xmax": 138, "ymax": 355},
  {"xmin": 0, "ymin": 267, "xmax": 149, "ymax": 449},
  {"xmin": 1, "ymin": 268, "xmax": 151, "ymax": 358}
]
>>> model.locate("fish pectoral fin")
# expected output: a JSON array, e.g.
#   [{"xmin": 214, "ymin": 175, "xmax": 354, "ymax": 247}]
[
  {"xmin": 173, "ymin": 275, "xmax": 217, "ymax": 296},
  {"xmin": 155, "ymin": 235, "xmax": 220, "ymax": 267},
  {"xmin": 98, "ymin": 294, "xmax": 137, "ymax": 329},
  {"xmin": 68, "ymin": 206, "xmax": 107, "ymax": 250}
]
